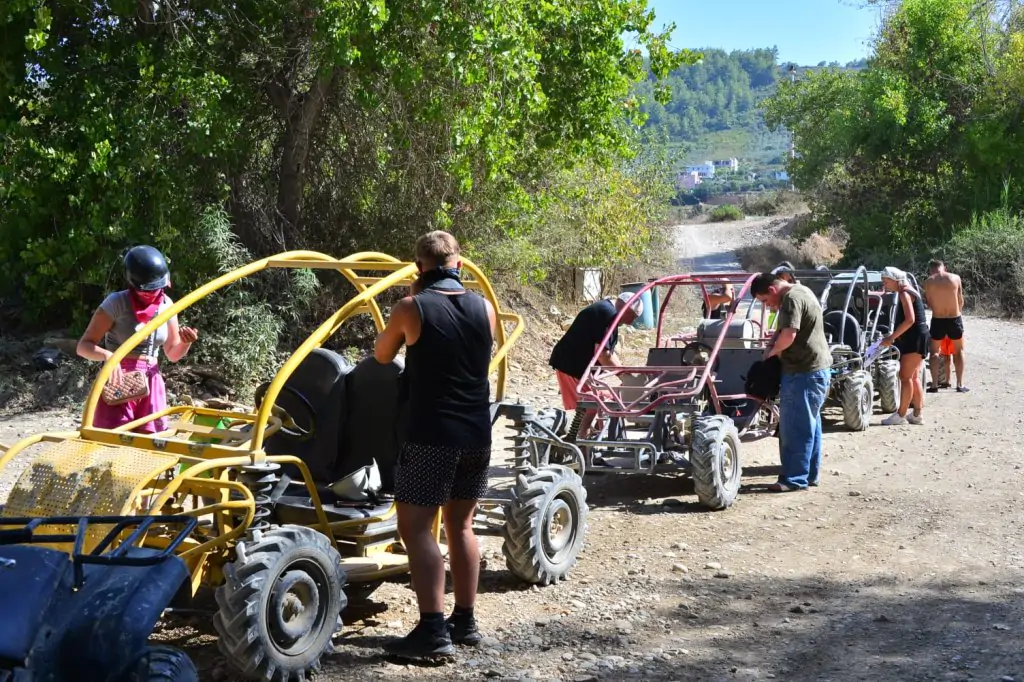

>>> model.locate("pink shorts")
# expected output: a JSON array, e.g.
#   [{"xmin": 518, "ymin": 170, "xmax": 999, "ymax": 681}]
[
  {"xmin": 92, "ymin": 357, "xmax": 169, "ymax": 433},
  {"xmin": 556, "ymin": 371, "xmax": 581, "ymax": 411}
]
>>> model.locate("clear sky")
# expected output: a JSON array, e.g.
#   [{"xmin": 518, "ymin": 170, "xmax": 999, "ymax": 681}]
[{"xmin": 644, "ymin": 0, "xmax": 885, "ymax": 66}]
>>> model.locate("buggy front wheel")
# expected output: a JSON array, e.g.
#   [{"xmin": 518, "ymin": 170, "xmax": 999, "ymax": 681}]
[
  {"xmin": 690, "ymin": 415, "xmax": 742, "ymax": 510},
  {"xmin": 214, "ymin": 525, "xmax": 347, "ymax": 682},
  {"xmin": 840, "ymin": 370, "xmax": 874, "ymax": 431}
]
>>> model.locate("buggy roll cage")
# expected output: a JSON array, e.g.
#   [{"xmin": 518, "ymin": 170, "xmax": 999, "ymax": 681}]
[
  {"xmin": 3, "ymin": 251, "xmax": 524, "ymax": 466},
  {"xmin": 575, "ymin": 272, "xmax": 769, "ymax": 418}
]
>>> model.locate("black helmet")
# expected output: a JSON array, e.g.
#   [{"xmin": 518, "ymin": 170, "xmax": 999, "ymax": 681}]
[{"xmin": 124, "ymin": 245, "xmax": 170, "ymax": 291}]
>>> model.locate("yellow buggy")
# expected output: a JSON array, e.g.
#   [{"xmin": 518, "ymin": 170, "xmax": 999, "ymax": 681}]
[{"xmin": 0, "ymin": 251, "xmax": 588, "ymax": 681}]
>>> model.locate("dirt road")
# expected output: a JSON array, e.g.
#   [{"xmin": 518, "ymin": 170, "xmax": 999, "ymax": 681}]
[{"xmin": 2, "ymin": 221, "xmax": 1022, "ymax": 682}]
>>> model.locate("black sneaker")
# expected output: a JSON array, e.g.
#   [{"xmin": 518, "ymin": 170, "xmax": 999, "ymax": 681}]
[
  {"xmin": 447, "ymin": 614, "xmax": 483, "ymax": 646},
  {"xmin": 383, "ymin": 622, "xmax": 455, "ymax": 661}
]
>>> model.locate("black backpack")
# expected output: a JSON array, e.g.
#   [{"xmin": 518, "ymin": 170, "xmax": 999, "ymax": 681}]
[{"xmin": 744, "ymin": 356, "xmax": 782, "ymax": 401}]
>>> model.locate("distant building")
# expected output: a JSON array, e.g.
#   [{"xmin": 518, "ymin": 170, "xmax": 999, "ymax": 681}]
[
  {"xmin": 685, "ymin": 161, "xmax": 715, "ymax": 179},
  {"xmin": 774, "ymin": 170, "xmax": 790, "ymax": 181},
  {"xmin": 676, "ymin": 171, "xmax": 701, "ymax": 189},
  {"xmin": 713, "ymin": 158, "xmax": 740, "ymax": 173}
]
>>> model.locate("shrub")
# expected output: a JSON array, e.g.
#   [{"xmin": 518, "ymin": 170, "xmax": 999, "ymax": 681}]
[
  {"xmin": 708, "ymin": 204, "xmax": 744, "ymax": 222},
  {"xmin": 936, "ymin": 207, "xmax": 1024, "ymax": 316},
  {"xmin": 737, "ymin": 233, "xmax": 844, "ymax": 273},
  {"xmin": 739, "ymin": 190, "xmax": 807, "ymax": 217}
]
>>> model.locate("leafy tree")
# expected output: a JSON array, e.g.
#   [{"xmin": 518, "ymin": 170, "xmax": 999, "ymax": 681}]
[
  {"xmin": 763, "ymin": 0, "xmax": 1024, "ymax": 253},
  {"xmin": 0, "ymin": 0, "xmax": 695, "ymax": 328}
]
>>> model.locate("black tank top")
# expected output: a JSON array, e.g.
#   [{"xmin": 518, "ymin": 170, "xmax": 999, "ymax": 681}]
[
  {"xmin": 405, "ymin": 289, "xmax": 493, "ymax": 448},
  {"xmin": 895, "ymin": 289, "xmax": 928, "ymax": 336}
]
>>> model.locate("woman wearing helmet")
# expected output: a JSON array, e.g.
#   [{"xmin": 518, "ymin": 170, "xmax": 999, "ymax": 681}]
[{"xmin": 76, "ymin": 245, "xmax": 199, "ymax": 433}]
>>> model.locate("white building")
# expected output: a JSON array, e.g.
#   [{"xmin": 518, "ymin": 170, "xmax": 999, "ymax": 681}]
[
  {"xmin": 714, "ymin": 158, "xmax": 740, "ymax": 173},
  {"xmin": 685, "ymin": 161, "xmax": 715, "ymax": 179}
]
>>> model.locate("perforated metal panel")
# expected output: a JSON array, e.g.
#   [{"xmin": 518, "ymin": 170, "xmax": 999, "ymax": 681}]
[{"xmin": 2, "ymin": 439, "xmax": 178, "ymax": 519}]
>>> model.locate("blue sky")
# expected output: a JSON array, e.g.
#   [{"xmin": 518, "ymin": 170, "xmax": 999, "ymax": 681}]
[{"xmin": 644, "ymin": 0, "xmax": 885, "ymax": 66}]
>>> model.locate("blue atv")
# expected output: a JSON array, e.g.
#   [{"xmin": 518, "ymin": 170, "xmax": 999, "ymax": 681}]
[{"xmin": 0, "ymin": 515, "xmax": 199, "ymax": 682}]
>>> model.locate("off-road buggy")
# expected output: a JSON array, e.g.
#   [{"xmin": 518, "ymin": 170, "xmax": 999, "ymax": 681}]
[
  {"xmin": 0, "ymin": 251, "xmax": 588, "ymax": 682},
  {"xmin": 506, "ymin": 273, "xmax": 778, "ymax": 512},
  {"xmin": 781, "ymin": 266, "xmax": 924, "ymax": 430}
]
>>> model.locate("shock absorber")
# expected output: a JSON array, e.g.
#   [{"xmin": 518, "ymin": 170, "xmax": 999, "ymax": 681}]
[
  {"xmin": 237, "ymin": 462, "xmax": 280, "ymax": 532},
  {"xmin": 503, "ymin": 405, "xmax": 536, "ymax": 473}
]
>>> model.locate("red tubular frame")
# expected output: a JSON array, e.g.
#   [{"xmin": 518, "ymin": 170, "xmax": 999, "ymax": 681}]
[{"xmin": 576, "ymin": 272, "xmax": 770, "ymax": 418}]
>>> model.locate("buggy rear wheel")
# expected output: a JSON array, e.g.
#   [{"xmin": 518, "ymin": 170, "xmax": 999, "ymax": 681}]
[
  {"xmin": 501, "ymin": 465, "xmax": 588, "ymax": 586},
  {"xmin": 214, "ymin": 525, "xmax": 347, "ymax": 682},
  {"xmin": 690, "ymin": 415, "xmax": 742, "ymax": 510},
  {"xmin": 124, "ymin": 645, "xmax": 198, "ymax": 682},
  {"xmin": 841, "ymin": 370, "xmax": 874, "ymax": 431},
  {"xmin": 874, "ymin": 359, "xmax": 900, "ymax": 414}
]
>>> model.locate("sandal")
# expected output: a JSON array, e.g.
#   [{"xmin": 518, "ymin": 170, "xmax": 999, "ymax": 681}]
[{"xmin": 956, "ymin": 386, "xmax": 970, "ymax": 393}]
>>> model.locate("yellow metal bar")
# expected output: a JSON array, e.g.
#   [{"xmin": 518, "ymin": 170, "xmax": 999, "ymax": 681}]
[
  {"xmin": 251, "ymin": 262, "xmax": 418, "ymax": 451},
  {"xmin": 0, "ymin": 432, "xmax": 80, "ymax": 471}
]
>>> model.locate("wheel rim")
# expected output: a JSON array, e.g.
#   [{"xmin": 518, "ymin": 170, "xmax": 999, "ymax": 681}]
[
  {"xmin": 541, "ymin": 493, "xmax": 578, "ymax": 564},
  {"xmin": 718, "ymin": 437, "xmax": 739, "ymax": 482},
  {"xmin": 860, "ymin": 384, "xmax": 871, "ymax": 416},
  {"xmin": 268, "ymin": 563, "xmax": 331, "ymax": 656}
]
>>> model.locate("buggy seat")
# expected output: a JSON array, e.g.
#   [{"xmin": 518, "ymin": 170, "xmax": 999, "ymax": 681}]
[{"xmin": 263, "ymin": 350, "xmax": 407, "ymax": 553}]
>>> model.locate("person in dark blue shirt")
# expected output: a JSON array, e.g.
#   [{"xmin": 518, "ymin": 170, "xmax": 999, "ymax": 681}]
[{"xmin": 549, "ymin": 292, "xmax": 643, "ymax": 440}]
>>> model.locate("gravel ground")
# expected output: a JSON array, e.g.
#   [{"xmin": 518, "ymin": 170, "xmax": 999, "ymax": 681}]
[{"xmin": 2, "ymin": 220, "xmax": 1022, "ymax": 682}]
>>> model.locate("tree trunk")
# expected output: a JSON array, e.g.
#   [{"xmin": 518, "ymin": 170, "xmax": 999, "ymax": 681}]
[{"xmin": 269, "ymin": 69, "xmax": 338, "ymax": 241}]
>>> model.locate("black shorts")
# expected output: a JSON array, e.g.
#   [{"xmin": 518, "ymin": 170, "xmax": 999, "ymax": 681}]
[
  {"xmin": 394, "ymin": 442, "xmax": 491, "ymax": 508},
  {"xmin": 929, "ymin": 316, "xmax": 964, "ymax": 341},
  {"xmin": 895, "ymin": 326, "xmax": 929, "ymax": 357}
]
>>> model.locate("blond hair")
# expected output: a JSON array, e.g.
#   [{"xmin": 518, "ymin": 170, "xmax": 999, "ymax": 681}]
[{"xmin": 415, "ymin": 230, "xmax": 461, "ymax": 269}]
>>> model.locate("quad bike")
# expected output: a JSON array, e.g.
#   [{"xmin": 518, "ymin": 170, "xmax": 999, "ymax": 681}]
[
  {"xmin": 0, "ymin": 251, "xmax": 588, "ymax": 682},
  {"xmin": 509, "ymin": 273, "xmax": 779, "ymax": 512},
  {"xmin": 0, "ymin": 514, "xmax": 198, "ymax": 682}
]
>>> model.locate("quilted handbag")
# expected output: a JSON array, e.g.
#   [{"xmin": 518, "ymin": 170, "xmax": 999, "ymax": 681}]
[{"xmin": 101, "ymin": 370, "xmax": 150, "ymax": 406}]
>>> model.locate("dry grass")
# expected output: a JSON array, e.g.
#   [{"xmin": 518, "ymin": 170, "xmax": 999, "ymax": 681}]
[{"xmin": 737, "ymin": 232, "xmax": 845, "ymax": 273}]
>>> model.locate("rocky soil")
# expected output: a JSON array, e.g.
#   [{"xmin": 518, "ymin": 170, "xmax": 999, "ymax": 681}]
[{"xmin": 2, "ymin": 219, "xmax": 1022, "ymax": 682}]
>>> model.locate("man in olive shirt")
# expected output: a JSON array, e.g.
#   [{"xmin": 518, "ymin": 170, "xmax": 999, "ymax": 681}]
[{"xmin": 751, "ymin": 271, "xmax": 832, "ymax": 492}]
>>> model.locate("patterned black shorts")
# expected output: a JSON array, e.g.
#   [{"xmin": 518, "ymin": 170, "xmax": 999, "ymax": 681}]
[{"xmin": 394, "ymin": 442, "xmax": 492, "ymax": 507}]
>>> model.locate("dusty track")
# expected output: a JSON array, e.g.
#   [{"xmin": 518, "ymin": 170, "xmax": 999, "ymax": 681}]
[{"xmin": 2, "ymin": 219, "xmax": 1022, "ymax": 682}]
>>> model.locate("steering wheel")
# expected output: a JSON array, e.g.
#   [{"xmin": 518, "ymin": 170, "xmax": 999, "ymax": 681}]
[
  {"xmin": 680, "ymin": 341, "xmax": 715, "ymax": 367},
  {"xmin": 253, "ymin": 382, "xmax": 316, "ymax": 442}
]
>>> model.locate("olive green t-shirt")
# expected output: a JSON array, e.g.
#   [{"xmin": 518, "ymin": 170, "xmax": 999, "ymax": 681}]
[{"xmin": 775, "ymin": 283, "xmax": 832, "ymax": 374}]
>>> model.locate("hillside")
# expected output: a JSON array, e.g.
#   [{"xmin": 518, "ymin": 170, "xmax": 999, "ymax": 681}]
[{"xmin": 635, "ymin": 48, "xmax": 866, "ymax": 190}]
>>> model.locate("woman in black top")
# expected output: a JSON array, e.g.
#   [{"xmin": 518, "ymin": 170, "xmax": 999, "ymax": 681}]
[{"xmin": 879, "ymin": 267, "xmax": 928, "ymax": 426}]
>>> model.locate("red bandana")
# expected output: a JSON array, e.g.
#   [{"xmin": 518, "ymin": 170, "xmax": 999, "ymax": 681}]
[{"xmin": 129, "ymin": 288, "xmax": 165, "ymax": 325}]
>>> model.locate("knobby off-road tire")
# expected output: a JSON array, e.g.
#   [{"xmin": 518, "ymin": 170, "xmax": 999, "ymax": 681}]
[
  {"xmin": 874, "ymin": 359, "xmax": 901, "ymax": 414},
  {"xmin": 214, "ymin": 525, "xmax": 347, "ymax": 682},
  {"xmin": 841, "ymin": 370, "xmax": 874, "ymax": 431},
  {"xmin": 124, "ymin": 645, "xmax": 198, "ymax": 682},
  {"xmin": 502, "ymin": 465, "xmax": 588, "ymax": 586},
  {"xmin": 690, "ymin": 415, "xmax": 742, "ymax": 511}
]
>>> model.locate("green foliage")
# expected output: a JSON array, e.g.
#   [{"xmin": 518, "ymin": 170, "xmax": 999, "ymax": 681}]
[
  {"xmin": 475, "ymin": 143, "xmax": 678, "ymax": 284},
  {"xmin": 634, "ymin": 48, "xmax": 866, "ymax": 177},
  {"xmin": 763, "ymin": 0, "xmax": 1024, "ymax": 256},
  {"xmin": 0, "ymin": 0, "xmax": 697, "ymax": 346},
  {"xmin": 938, "ymin": 203, "xmax": 1024, "ymax": 315},
  {"xmin": 708, "ymin": 204, "xmax": 744, "ymax": 222}
]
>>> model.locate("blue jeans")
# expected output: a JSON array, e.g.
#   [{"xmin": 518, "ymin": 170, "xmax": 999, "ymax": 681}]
[{"xmin": 778, "ymin": 369, "xmax": 831, "ymax": 488}]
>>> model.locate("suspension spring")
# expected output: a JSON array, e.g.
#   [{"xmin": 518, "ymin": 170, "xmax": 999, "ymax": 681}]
[{"xmin": 237, "ymin": 462, "xmax": 281, "ymax": 532}]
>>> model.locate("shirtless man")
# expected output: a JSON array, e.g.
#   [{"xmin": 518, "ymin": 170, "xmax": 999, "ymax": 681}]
[{"xmin": 922, "ymin": 259, "xmax": 968, "ymax": 393}]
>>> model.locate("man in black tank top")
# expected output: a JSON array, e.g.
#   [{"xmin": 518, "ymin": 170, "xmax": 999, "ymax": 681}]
[{"xmin": 374, "ymin": 231, "xmax": 497, "ymax": 661}]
